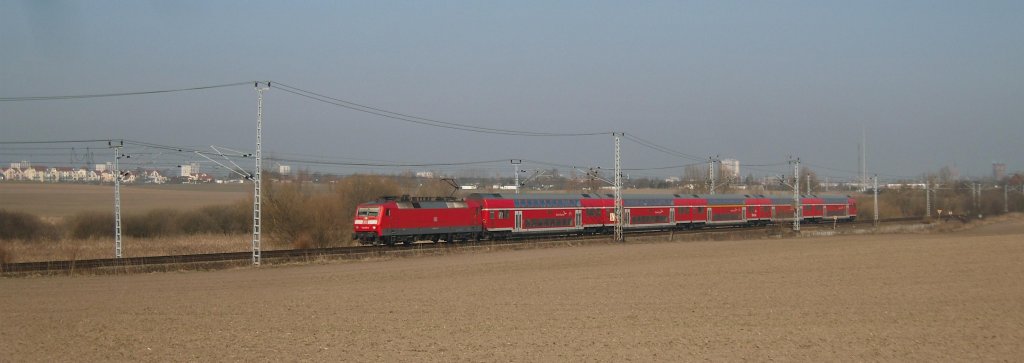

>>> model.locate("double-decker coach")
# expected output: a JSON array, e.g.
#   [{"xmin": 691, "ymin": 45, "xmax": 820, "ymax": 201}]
[
  {"xmin": 468, "ymin": 193, "xmax": 584, "ymax": 238},
  {"xmin": 672, "ymin": 195, "xmax": 708, "ymax": 228},
  {"xmin": 821, "ymin": 195, "xmax": 857, "ymax": 221},
  {"xmin": 620, "ymin": 195, "xmax": 677, "ymax": 230}
]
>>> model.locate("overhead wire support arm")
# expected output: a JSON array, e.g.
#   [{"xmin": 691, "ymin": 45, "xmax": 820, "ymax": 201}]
[
  {"xmin": 192, "ymin": 150, "xmax": 250, "ymax": 180},
  {"xmin": 519, "ymin": 169, "xmax": 549, "ymax": 189},
  {"xmin": 580, "ymin": 167, "xmax": 611, "ymax": 185},
  {"xmin": 209, "ymin": 145, "xmax": 252, "ymax": 177}
]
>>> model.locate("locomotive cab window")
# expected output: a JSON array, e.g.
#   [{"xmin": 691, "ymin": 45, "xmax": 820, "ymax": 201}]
[{"xmin": 357, "ymin": 208, "xmax": 380, "ymax": 217}]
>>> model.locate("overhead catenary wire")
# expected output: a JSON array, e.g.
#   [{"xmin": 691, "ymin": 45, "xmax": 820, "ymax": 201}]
[
  {"xmin": 272, "ymin": 82, "xmax": 610, "ymax": 137},
  {"xmin": 0, "ymin": 82, "xmax": 253, "ymax": 102},
  {"xmin": 621, "ymin": 134, "xmax": 705, "ymax": 161},
  {"xmin": 264, "ymin": 157, "xmax": 514, "ymax": 168},
  {"xmin": 0, "ymin": 139, "xmax": 869, "ymax": 181},
  {"xmin": 0, "ymin": 139, "xmax": 113, "ymax": 144},
  {"xmin": 1, "ymin": 80, "xmax": 937, "ymax": 180}
]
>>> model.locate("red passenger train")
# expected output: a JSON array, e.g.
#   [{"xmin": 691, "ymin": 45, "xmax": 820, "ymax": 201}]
[{"xmin": 353, "ymin": 193, "xmax": 857, "ymax": 245}]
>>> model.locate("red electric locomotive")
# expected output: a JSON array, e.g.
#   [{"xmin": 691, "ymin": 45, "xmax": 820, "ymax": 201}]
[{"xmin": 352, "ymin": 195, "xmax": 482, "ymax": 245}]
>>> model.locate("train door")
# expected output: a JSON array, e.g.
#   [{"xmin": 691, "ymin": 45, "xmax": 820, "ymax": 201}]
[
  {"xmin": 742, "ymin": 206, "xmax": 748, "ymax": 222},
  {"xmin": 669, "ymin": 207, "xmax": 676, "ymax": 223},
  {"xmin": 514, "ymin": 211, "xmax": 523, "ymax": 232},
  {"xmin": 575, "ymin": 210, "xmax": 582, "ymax": 229},
  {"xmin": 707, "ymin": 207, "xmax": 713, "ymax": 223},
  {"xmin": 624, "ymin": 209, "xmax": 631, "ymax": 226}
]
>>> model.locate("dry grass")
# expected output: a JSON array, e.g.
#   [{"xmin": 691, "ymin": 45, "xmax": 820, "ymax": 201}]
[{"xmin": 0, "ymin": 233, "xmax": 280, "ymax": 262}]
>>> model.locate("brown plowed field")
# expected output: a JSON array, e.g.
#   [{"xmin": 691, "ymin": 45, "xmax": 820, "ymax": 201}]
[
  {"xmin": 3, "ymin": 218, "xmax": 1023, "ymax": 361},
  {"xmin": 0, "ymin": 183, "xmax": 247, "ymax": 218}
]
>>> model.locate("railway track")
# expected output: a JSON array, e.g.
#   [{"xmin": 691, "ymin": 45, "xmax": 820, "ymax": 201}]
[{"xmin": 0, "ymin": 217, "xmax": 931, "ymax": 275}]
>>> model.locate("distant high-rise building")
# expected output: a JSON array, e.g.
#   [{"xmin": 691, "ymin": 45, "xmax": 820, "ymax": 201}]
[
  {"xmin": 993, "ymin": 162, "xmax": 1007, "ymax": 180},
  {"xmin": 180, "ymin": 162, "xmax": 199, "ymax": 177},
  {"xmin": 720, "ymin": 159, "xmax": 740, "ymax": 180}
]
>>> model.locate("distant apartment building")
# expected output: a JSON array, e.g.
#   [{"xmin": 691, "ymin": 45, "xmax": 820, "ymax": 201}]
[
  {"xmin": 719, "ymin": 159, "xmax": 740, "ymax": 180},
  {"xmin": 993, "ymin": 162, "xmax": 1007, "ymax": 180},
  {"xmin": 180, "ymin": 163, "xmax": 199, "ymax": 177}
]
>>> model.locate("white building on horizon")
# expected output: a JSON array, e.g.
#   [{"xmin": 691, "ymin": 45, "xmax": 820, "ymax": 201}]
[{"xmin": 720, "ymin": 158, "xmax": 740, "ymax": 180}]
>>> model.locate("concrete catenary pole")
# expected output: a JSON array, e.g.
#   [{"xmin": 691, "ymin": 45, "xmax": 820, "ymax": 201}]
[
  {"xmin": 791, "ymin": 157, "xmax": 801, "ymax": 232},
  {"xmin": 873, "ymin": 174, "xmax": 879, "ymax": 226},
  {"xmin": 252, "ymin": 82, "xmax": 270, "ymax": 266},
  {"xmin": 708, "ymin": 157, "xmax": 716, "ymax": 195},
  {"xmin": 613, "ymin": 133, "xmax": 624, "ymax": 242},
  {"xmin": 511, "ymin": 159, "xmax": 522, "ymax": 195},
  {"xmin": 925, "ymin": 181, "xmax": 931, "ymax": 219},
  {"xmin": 111, "ymin": 141, "xmax": 123, "ymax": 259}
]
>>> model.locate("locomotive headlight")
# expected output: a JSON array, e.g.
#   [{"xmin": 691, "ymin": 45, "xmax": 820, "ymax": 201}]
[{"xmin": 367, "ymin": 220, "xmax": 378, "ymax": 225}]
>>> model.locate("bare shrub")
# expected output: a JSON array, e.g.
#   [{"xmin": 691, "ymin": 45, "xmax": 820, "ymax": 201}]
[
  {"xmin": 64, "ymin": 202, "xmax": 251, "ymax": 240},
  {"xmin": 0, "ymin": 209, "xmax": 61, "ymax": 241},
  {"xmin": 332, "ymin": 175, "xmax": 402, "ymax": 246},
  {"xmin": 0, "ymin": 242, "xmax": 11, "ymax": 263},
  {"xmin": 67, "ymin": 211, "xmax": 115, "ymax": 239},
  {"xmin": 124, "ymin": 209, "xmax": 181, "ymax": 238},
  {"xmin": 261, "ymin": 175, "xmax": 401, "ymax": 248},
  {"xmin": 197, "ymin": 202, "xmax": 251, "ymax": 234}
]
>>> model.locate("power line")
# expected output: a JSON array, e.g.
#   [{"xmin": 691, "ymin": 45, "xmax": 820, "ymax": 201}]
[
  {"xmin": 0, "ymin": 139, "xmax": 112, "ymax": 144},
  {"xmin": 0, "ymin": 82, "xmax": 254, "ymax": 102},
  {"xmin": 264, "ymin": 156, "xmax": 510, "ymax": 168},
  {"xmin": 623, "ymin": 161, "xmax": 707, "ymax": 172},
  {"xmin": 273, "ymin": 82, "xmax": 610, "ymax": 137},
  {"xmin": 621, "ymin": 134, "xmax": 704, "ymax": 161},
  {"xmin": 802, "ymin": 161, "xmax": 919, "ymax": 180}
]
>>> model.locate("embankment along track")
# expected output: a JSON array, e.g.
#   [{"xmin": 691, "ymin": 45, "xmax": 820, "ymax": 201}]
[{"xmin": 1, "ymin": 217, "xmax": 929, "ymax": 275}]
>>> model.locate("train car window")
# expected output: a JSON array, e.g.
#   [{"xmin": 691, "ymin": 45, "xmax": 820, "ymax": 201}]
[{"xmin": 489, "ymin": 211, "xmax": 495, "ymax": 219}]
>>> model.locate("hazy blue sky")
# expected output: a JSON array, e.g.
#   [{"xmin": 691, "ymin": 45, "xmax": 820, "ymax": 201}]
[{"xmin": 2, "ymin": 1, "xmax": 1021, "ymax": 181}]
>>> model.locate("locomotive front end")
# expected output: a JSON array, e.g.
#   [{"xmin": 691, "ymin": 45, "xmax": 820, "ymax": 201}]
[{"xmin": 352, "ymin": 204, "xmax": 383, "ymax": 243}]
